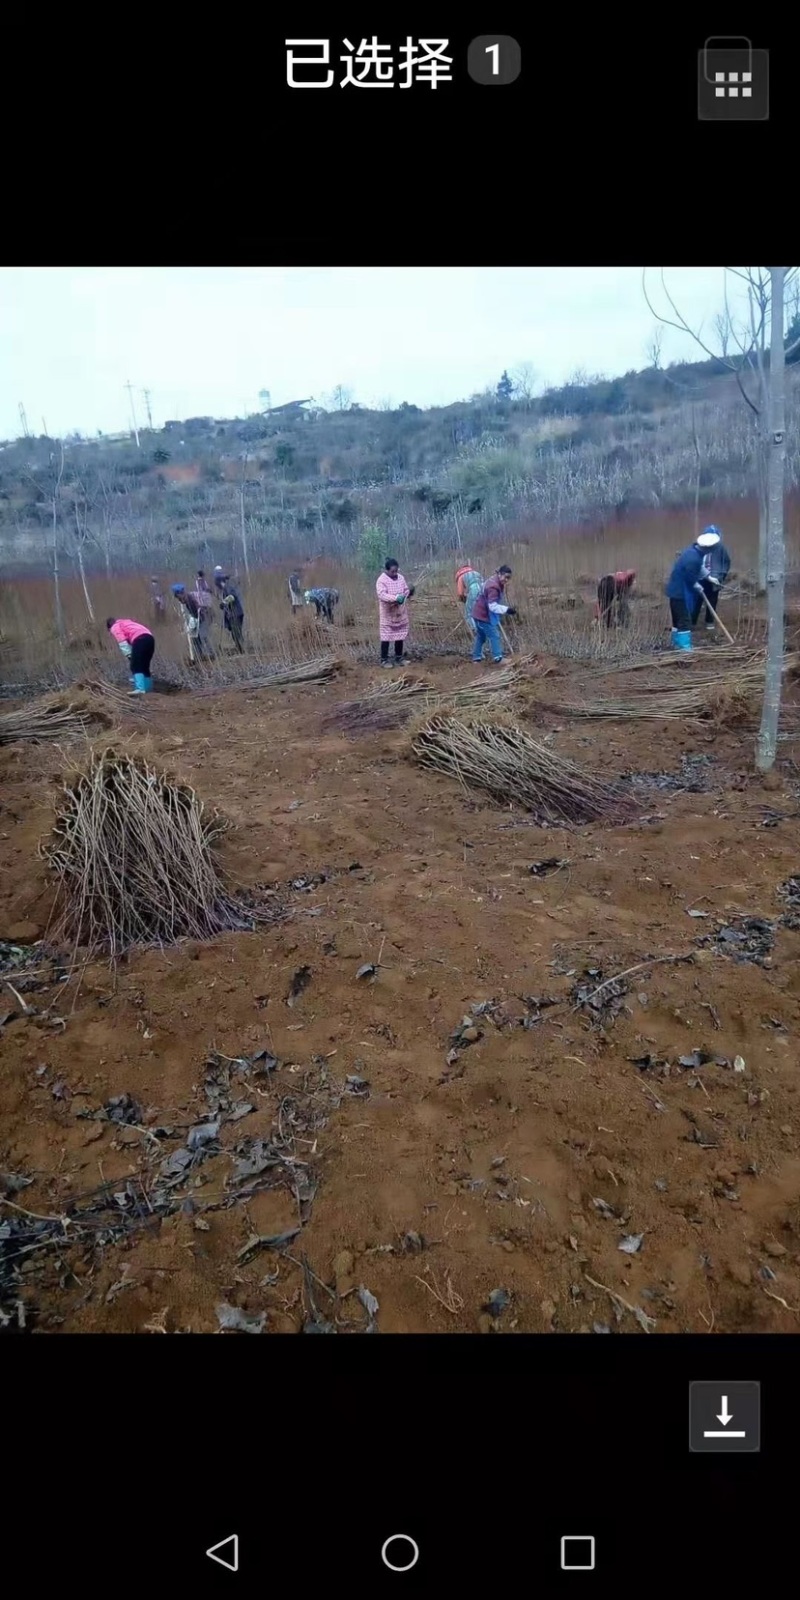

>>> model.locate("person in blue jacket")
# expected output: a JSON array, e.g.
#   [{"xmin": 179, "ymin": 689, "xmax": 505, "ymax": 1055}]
[
  {"xmin": 665, "ymin": 528, "xmax": 721, "ymax": 650},
  {"xmin": 697, "ymin": 526, "xmax": 732, "ymax": 630}
]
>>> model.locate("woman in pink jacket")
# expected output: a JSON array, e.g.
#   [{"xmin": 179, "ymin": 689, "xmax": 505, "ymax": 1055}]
[
  {"xmin": 376, "ymin": 557, "xmax": 415, "ymax": 667},
  {"xmin": 106, "ymin": 617, "xmax": 155, "ymax": 694}
]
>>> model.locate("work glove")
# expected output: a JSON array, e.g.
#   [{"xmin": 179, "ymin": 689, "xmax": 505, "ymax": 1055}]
[
  {"xmin": 694, "ymin": 583, "xmax": 705, "ymax": 596},
  {"xmin": 118, "ymin": 641, "xmax": 132, "ymax": 657},
  {"xmin": 408, "ymin": 586, "xmax": 416, "ymax": 597},
  {"xmin": 708, "ymin": 576, "xmax": 720, "ymax": 589},
  {"xmin": 505, "ymin": 606, "xmax": 518, "ymax": 618}
]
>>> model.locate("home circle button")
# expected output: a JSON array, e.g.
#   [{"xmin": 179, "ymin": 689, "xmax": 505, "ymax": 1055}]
[{"xmin": 381, "ymin": 1535, "xmax": 420, "ymax": 1572}]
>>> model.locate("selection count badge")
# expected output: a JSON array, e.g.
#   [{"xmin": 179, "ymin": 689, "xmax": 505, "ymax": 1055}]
[{"xmin": 467, "ymin": 36, "xmax": 522, "ymax": 85}]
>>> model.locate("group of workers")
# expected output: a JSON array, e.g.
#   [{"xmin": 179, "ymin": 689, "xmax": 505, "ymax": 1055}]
[
  {"xmin": 153, "ymin": 567, "xmax": 245, "ymax": 661},
  {"xmin": 106, "ymin": 525, "xmax": 735, "ymax": 693},
  {"xmin": 375, "ymin": 556, "xmax": 517, "ymax": 667},
  {"xmin": 454, "ymin": 560, "xmax": 517, "ymax": 663},
  {"xmin": 591, "ymin": 525, "xmax": 732, "ymax": 652},
  {"xmin": 453, "ymin": 528, "xmax": 733, "ymax": 660},
  {"xmin": 106, "ymin": 567, "xmax": 244, "ymax": 693}
]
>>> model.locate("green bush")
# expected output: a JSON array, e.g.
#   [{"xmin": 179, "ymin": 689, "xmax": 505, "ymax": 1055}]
[{"xmin": 358, "ymin": 524, "xmax": 387, "ymax": 576}]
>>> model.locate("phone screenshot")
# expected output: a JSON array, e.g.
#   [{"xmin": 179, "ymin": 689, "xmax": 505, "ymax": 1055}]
[{"xmin": 0, "ymin": 25, "xmax": 793, "ymax": 1588}]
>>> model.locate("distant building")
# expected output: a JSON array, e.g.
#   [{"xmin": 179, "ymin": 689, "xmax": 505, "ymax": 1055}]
[{"xmin": 260, "ymin": 398, "xmax": 313, "ymax": 419}]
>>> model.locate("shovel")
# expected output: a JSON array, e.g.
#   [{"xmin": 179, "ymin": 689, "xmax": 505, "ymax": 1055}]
[{"xmin": 698, "ymin": 588, "xmax": 735, "ymax": 645}]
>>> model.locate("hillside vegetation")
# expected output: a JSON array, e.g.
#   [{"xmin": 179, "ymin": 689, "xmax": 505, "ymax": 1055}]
[{"xmin": 1, "ymin": 356, "xmax": 799, "ymax": 577}]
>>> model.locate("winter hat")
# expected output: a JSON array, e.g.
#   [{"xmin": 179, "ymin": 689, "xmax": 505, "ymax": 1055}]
[
  {"xmin": 170, "ymin": 583, "xmax": 185, "ymax": 594},
  {"xmin": 696, "ymin": 529, "xmax": 721, "ymax": 548}
]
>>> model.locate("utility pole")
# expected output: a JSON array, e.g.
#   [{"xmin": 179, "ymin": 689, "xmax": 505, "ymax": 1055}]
[
  {"xmin": 18, "ymin": 402, "xmax": 30, "ymax": 438},
  {"xmin": 142, "ymin": 388, "xmax": 154, "ymax": 430},
  {"xmin": 125, "ymin": 380, "xmax": 141, "ymax": 447}
]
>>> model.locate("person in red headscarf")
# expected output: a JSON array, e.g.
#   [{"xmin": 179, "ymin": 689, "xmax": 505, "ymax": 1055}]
[{"xmin": 595, "ymin": 570, "xmax": 636, "ymax": 629}]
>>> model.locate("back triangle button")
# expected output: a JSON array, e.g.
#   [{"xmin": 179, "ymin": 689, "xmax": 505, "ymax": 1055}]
[{"xmin": 206, "ymin": 1535, "xmax": 239, "ymax": 1572}]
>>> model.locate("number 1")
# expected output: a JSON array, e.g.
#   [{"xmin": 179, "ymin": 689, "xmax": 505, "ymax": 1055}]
[{"xmin": 485, "ymin": 42, "xmax": 499, "ymax": 75}]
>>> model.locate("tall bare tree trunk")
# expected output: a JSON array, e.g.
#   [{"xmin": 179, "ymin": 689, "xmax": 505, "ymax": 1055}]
[
  {"xmin": 756, "ymin": 444, "xmax": 768, "ymax": 592},
  {"xmin": 51, "ymin": 508, "xmax": 64, "ymax": 645},
  {"xmin": 51, "ymin": 445, "xmax": 65, "ymax": 652},
  {"xmin": 238, "ymin": 482, "xmax": 250, "ymax": 581},
  {"xmin": 690, "ymin": 402, "xmax": 701, "ymax": 537},
  {"xmin": 452, "ymin": 504, "xmax": 463, "ymax": 552},
  {"xmin": 755, "ymin": 268, "xmax": 787, "ymax": 773},
  {"xmin": 75, "ymin": 543, "xmax": 96, "ymax": 623}
]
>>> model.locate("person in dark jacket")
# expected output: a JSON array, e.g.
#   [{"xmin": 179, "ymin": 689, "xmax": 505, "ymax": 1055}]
[
  {"xmin": 696, "ymin": 526, "xmax": 732, "ymax": 630},
  {"xmin": 471, "ymin": 566, "xmax": 516, "ymax": 663},
  {"xmin": 214, "ymin": 569, "xmax": 245, "ymax": 652},
  {"xmin": 664, "ymin": 530, "xmax": 721, "ymax": 651}
]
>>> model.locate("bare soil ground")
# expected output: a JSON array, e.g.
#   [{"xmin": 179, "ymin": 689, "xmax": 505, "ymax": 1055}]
[{"xmin": 2, "ymin": 651, "xmax": 800, "ymax": 1335}]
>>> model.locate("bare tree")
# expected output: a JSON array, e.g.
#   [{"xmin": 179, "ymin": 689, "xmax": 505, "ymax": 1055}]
[
  {"xmin": 50, "ymin": 445, "xmax": 66, "ymax": 648},
  {"xmin": 91, "ymin": 470, "xmax": 118, "ymax": 578},
  {"xmin": 70, "ymin": 503, "xmax": 96, "ymax": 621},
  {"xmin": 24, "ymin": 445, "xmax": 66, "ymax": 648},
  {"xmin": 644, "ymin": 266, "xmax": 798, "ymax": 772},
  {"xmin": 238, "ymin": 454, "xmax": 251, "ymax": 581},
  {"xmin": 64, "ymin": 477, "xmax": 97, "ymax": 623},
  {"xmin": 510, "ymin": 362, "xmax": 538, "ymax": 406},
  {"xmin": 643, "ymin": 267, "xmax": 800, "ymax": 593},
  {"xmin": 689, "ymin": 400, "xmax": 703, "ymax": 539},
  {"xmin": 328, "ymin": 384, "xmax": 354, "ymax": 412},
  {"xmin": 756, "ymin": 268, "xmax": 788, "ymax": 772},
  {"xmin": 645, "ymin": 331, "xmax": 663, "ymax": 369}
]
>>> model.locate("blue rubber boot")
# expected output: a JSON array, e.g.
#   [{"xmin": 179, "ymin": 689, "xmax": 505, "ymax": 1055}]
[
  {"xmin": 675, "ymin": 630, "xmax": 692, "ymax": 652},
  {"xmin": 132, "ymin": 672, "xmax": 153, "ymax": 693}
]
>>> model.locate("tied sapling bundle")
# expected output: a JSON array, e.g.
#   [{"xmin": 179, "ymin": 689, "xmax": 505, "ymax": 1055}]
[
  {"xmin": 410, "ymin": 714, "xmax": 635, "ymax": 826},
  {"xmin": 42, "ymin": 749, "xmax": 257, "ymax": 958}
]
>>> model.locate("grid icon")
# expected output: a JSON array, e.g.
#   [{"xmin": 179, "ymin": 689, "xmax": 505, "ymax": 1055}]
[
  {"xmin": 698, "ymin": 38, "xmax": 768, "ymax": 120},
  {"xmin": 715, "ymin": 71, "xmax": 752, "ymax": 98}
]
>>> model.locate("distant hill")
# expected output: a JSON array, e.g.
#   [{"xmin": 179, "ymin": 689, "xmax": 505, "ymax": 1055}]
[{"xmin": 1, "ymin": 357, "xmax": 798, "ymax": 575}]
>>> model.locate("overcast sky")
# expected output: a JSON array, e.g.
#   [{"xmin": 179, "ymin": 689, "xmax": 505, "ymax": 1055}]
[{"xmin": 0, "ymin": 266, "xmax": 744, "ymax": 440}]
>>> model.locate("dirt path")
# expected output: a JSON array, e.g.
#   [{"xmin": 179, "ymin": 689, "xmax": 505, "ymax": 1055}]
[{"xmin": 2, "ymin": 658, "xmax": 800, "ymax": 1334}]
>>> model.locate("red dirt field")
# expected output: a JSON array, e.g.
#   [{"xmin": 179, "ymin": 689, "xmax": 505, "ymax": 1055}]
[{"xmin": 2, "ymin": 652, "xmax": 800, "ymax": 1336}]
